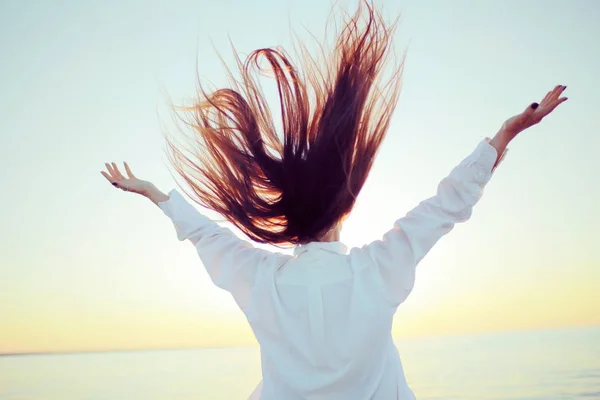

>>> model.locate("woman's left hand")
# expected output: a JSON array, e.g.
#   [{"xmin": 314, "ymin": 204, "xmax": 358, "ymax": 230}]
[
  {"xmin": 101, "ymin": 162, "xmax": 170, "ymax": 205},
  {"xmin": 101, "ymin": 162, "xmax": 153, "ymax": 196}
]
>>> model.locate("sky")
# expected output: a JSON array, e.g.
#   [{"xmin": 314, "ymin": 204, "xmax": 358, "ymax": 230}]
[{"xmin": 1, "ymin": 0, "xmax": 599, "ymax": 354}]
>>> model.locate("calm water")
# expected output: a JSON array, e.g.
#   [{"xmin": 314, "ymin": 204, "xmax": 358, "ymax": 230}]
[{"xmin": 1, "ymin": 327, "xmax": 599, "ymax": 400}]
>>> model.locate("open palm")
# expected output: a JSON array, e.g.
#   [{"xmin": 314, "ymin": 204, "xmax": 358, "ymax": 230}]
[
  {"xmin": 503, "ymin": 85, "xmax": 568, "ymax": 136},
  {"xmin": 101, "ymin": 162, "xmax": 151, "ymax": 195}
]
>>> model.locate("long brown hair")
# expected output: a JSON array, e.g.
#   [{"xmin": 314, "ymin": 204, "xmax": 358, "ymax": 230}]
[{"xmin": 167, "ymin": 0, "xmax": 403, "ymax": 246}]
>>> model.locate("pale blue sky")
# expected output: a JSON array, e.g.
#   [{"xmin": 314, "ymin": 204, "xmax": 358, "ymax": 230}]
[{"xmin": 1, "ymin": 0, "xmax": 599, "ymax": 353}]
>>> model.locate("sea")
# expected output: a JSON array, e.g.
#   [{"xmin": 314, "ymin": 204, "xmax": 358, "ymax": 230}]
[{"xmin": 1, "ymin": 326, "xmax": 599, "ymax": 400}]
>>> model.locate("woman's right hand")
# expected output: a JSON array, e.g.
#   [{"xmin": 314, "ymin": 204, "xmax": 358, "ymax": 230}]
[
  {"xmin": 501, "ymin": 85, "xmax": 568, "ymax": 138},
  {"xmin": 489, "ymin": 84, "xmax": 568, "ymax": 166}
]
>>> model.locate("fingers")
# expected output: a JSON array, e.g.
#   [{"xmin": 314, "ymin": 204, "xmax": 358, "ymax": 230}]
[
  {"xmin": 550, "ymin": 85, "xmax": 567, "ymax": 102},
  {"xmin": 102, "ymin": 162, "xmax": 126, "ymax": 189},
  {"xmin": 103, "ymin": 162, "xmax": 133, "ymax": 180},
  {"xmin": 105, "ymin": 163, "xmax": 116, "ymax": 179},
  {"xmin": 541, "ymin": 85, "xmax": 562, "ymax": 104},
  {"xmin": 541, "ymin": 85, "xmax": 566, "ymax": 106},
  {"xmin": 100, "ymin": 171, "xmax": 114, "ymax": 184},
  {"xmin": 541, "ymin": 90, "xmax": 554, "ymax": 105},
  {"xmin": 101, "ymin": 161, "xmax": 136, "ymax": 193},
  {"xmin": 539, "ymin": 85, "xmax": 568, "ymax": 117},
  {"xmin": 124, "ymin": 162, "xmax": 136, "ymax": 179},
  {"xmin": 546, "ymin": 96, "xmax": 568, "ymax": 114},
  {"xmin": 111, "ymin": 162, "xmax": 125, "ymax": 180},
  {"xmin": 100, "ymin": 170, "xmax": 125, "ymax": 192}
]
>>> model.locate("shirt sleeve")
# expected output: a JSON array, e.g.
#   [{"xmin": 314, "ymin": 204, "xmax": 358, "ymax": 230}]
[
  {"xmin": 360, "ymin": 139, "xmax": 505, "ymax": 306},
  {"xmin": 158, "ymin": 189, "xmax": 280, "ymax": 312}
]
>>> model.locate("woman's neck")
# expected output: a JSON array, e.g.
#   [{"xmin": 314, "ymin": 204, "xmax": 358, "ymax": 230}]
[{"xmin": 318, "ymin": 224, "xmax": 341, "ymax": 242}]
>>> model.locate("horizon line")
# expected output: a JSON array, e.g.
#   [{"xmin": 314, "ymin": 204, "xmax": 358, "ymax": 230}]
[{"xmin": 3, "ymin": 324, "xmax": 598, "ymax": 357}]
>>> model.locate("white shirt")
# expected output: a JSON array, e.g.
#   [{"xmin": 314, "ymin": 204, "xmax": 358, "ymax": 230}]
[{"xmin": 158, "ymin": 139, "xmax": 503, "ymax": 399}]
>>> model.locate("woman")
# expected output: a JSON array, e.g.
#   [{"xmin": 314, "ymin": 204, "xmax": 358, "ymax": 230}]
[{"xmin": 101, "ymin": 2, "xmax": 567, "ymax": 399}]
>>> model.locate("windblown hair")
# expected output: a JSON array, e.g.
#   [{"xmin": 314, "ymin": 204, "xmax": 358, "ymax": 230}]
[{"xmin": 167, "ymin": 0, "xmax": 403, "ymax": 245}]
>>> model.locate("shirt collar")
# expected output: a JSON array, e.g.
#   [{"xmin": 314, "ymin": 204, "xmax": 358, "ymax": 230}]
[{"xmin": 293, "ymin": 241, "xmax": 348, "ymax": 257}]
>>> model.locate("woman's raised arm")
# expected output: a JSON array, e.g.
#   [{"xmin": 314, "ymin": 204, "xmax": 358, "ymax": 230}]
[
  {"xmin": 360, "ymin": 85, "xmax": 568, "ymax": 306},
  {"xmin": 100, "ymin": 163, "xmax": 287, "ymax": 313}
]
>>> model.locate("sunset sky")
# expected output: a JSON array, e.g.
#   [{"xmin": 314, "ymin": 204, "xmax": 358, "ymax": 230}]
[{"xmin": 1, "ymin": 0, "xmax": 599, "ymax": 354}]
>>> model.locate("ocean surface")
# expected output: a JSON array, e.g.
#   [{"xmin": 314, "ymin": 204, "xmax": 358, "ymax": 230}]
[{"xmin": 1, "ymin": 326, "xmax": 599, "ymax": 400}]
